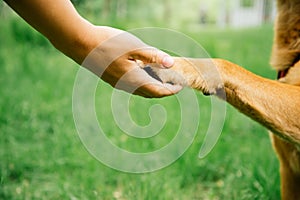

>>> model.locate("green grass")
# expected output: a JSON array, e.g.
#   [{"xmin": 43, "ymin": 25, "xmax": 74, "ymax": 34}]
[{"xmin": 0, "ymin": 15, "xmax": 280, "ymax": 200}]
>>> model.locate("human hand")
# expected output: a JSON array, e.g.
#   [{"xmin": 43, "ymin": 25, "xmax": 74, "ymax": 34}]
[
  {"xmin": 4, "ymin": 0, "xmax": 181, "ymax": 97},
  {"xmin": 82, "ymin": 26, "xmax": 182, "ymax": 98}
]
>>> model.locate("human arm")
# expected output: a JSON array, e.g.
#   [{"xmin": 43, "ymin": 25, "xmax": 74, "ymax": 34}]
[{"xmin": 4, "ymin": 0, "xmax": 181, "ymax": 97}]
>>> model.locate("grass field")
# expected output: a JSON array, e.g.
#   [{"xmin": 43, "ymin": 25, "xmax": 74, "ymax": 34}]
[{"xmin": 0, "ymin": 14, "xmax": 280, "ymax": 200}]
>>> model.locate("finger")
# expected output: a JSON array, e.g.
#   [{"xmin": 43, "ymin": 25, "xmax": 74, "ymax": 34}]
[
  {"xmin": 138, "ymin": 83, "xmax": 183, "ymax": 98},
  {"xmin": 112, "ymin": 62, "xmax": 182, "ymax": 98},
  {"xmin": 130, "ymin": 47, "xmax": 174, "ymax": 68},
  {"xmin": 163, "ymin": 83, "xmax": 183, "ymax": 94},
  {"xmin": 133, "ymin": 67, "xmax": 183, "ymax": 97},
  {"xmin": 132, "ymin": 90, "xmax": 150, "ymax": 98},
  {"xmin": 116, "ymin": 77, "xmax": 183, "ymax": 98}
]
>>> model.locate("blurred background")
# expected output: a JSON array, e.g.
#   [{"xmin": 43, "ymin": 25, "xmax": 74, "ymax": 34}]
[
  {"xmin": 1, "ymin": 0, "xmax": 280, "ymax": 199},
  {"xmin": 70, "ymin": 0, "xmax": 275, "ymax": 29}
]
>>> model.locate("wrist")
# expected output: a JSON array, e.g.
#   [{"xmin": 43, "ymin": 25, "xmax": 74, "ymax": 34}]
[
  {"xmin": 50, "ymin": 21, "xmax": 96, "ymax": 65},
  {"xmin": 63, "ymin": 25, "xmax": 124, "ymax": 65}
]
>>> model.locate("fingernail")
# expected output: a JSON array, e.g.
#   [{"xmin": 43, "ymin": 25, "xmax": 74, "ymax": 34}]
[{"xmin": 162, "ymin": 56, "xmax": 174, "ymax": 68}]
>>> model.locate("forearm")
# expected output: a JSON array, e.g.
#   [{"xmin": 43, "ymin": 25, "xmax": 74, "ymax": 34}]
[{"xmin": 4, "ymin": 0, "xmax": 95, "ymax": 64}]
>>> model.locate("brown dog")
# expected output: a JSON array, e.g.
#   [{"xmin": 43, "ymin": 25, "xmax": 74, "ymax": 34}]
[{"xmin": 145, "ymin": 0, "xmax": 300, "ymax": 199}]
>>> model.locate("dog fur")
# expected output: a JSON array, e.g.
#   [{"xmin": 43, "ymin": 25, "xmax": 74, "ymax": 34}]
[{"xmin": 145, "ymin": 0, "xmax": 300, "ymax": 199}]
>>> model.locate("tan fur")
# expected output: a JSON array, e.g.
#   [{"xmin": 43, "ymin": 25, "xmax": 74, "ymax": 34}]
[
  {"xmin": 271, "ymin": 0, "xmax": 300, "ymax": 70},
  {"xmin": 280, "ymin": 60, "xmax": 300, "ymax": 85},
  {"xmin": 145, "ymin": 1, "xmax": 300, "ymax": 199}
]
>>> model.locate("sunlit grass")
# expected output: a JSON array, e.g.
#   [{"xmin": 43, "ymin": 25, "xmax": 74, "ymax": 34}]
[{"xmin": 1, "ymin": 16, "xmax": 279, "ymax": 200}]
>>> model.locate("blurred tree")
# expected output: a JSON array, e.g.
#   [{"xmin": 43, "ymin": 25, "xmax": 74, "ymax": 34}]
[
  {"xmin": 241, "ymin": 0, "xmax": 254, "ymax": 8},
  {"xmin": 102, "ymin": 0, "xmax": 128, "ymax": 22},
  {"xmin": 102, "ymin": 0, "xmax": 111, "ymax": 19},
  {"xmin": 163, "ymin": 0, "xmax": 172, "ymax": 23},
  {"xmin": 263, "ymin": 0, "xmax": 273, "ymax": 22},
  {"xmin": 116, "ymin": 0, "xmax": 127, "ymax": 18}
]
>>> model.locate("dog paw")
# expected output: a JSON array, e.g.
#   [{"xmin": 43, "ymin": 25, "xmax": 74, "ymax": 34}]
[
  {"xmin": 142, "ymin": 58, "xmax": 224, "ymax": 96},
  {"xmin": 143, "ymin": 64, "xmax": 188, "ymax": 86}
]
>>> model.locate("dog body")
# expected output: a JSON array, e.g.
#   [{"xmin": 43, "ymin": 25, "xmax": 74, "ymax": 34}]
[
  {"xmin": 146, "ymin": 0, "xmax": 300, "ymax": 199},
  {"xmin": 270, "ymin": 1, "xmax": 300, "ymax": 199}
]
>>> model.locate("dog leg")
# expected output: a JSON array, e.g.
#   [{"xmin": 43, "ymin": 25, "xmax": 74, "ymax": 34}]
[
  {"xmin": 270, "ymin": 1, "xmax": 300, "ymax": 199},
  {"xmin": 147, "ymin": 58, "xmax": 300, "ymax": 145},
  {"xmin": 271, "ymin": 134, "xmax": 300, "ymax": 200},
  {"xmin": 146, "ymin": 57, "xmax": 300, "ymax": 199},
  {"xmin": 270, "ymin": 62, "xmax": 300, "ymax": 200},
  {"xmin": 145, "ymin": 2, "xmax": 300, "ymax": 198}
]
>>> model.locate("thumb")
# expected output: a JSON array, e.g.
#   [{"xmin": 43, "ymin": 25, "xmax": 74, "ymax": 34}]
[{"xmin": 131, "ymin": 47, "xmax": 174, "ymax": 68}]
